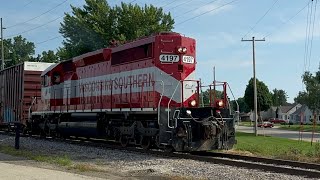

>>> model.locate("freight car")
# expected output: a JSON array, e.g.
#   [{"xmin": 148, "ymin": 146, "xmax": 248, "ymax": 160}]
[
  {"xmin": 29, "ymin": 32, "xmax": 238, "ymax": 152},
  {"xmin": 0, "ymin": 62, "xmax": 54, "ymax": 131}
]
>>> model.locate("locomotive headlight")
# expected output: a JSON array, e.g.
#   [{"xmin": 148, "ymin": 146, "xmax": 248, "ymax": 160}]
[
  {"xmin": 182, "ymin": 47, "xmax": 187, "ymax": 53},
  {"xmin": 217, "ymin": 100, "xmax": 224, "ymax": 107},
  {"xmin": 190, "ymin": 100, "xmax": 197, "ymax": 107},
  {"xmin": 177, "ymin": 47, "xmax": 187, "ymax": 54}
]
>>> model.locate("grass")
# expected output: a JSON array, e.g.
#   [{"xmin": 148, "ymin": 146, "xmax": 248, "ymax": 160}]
[
  {"xmin": 0, "ymin": 145, "xmax": 104, "ymax": 172},
  {"xmin": 0, "ymin": 145, "xmax": 72, "ymax": 167},
  {"xmin": 279, "ymin": 124, "xmax": 320, "ymax": 133},
  {"xmin": 239, "ymin": 122, "xmax": 254, "ymax": 127},
  {"xmin": 230, "ymin": 132, "xmax": 320, "ymax": 163}
]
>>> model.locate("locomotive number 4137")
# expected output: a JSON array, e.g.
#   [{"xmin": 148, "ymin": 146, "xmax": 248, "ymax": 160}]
[{"xmin": 159, "ymin": 54, "xmax": 179, "ymax": 62}]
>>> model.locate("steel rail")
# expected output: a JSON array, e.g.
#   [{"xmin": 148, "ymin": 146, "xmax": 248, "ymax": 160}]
[{"xmin": 1, "ymin": 131, "xmax": 320, "ymax": 178}]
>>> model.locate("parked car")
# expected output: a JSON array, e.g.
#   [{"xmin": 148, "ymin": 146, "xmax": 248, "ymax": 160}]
[
  {"xmin": 268, "ymin": 118, "xmax": 288, "ymax": 124},
  {"xmin": 258, "ymin": 122, "xmax": 274, "ymax": 128}
]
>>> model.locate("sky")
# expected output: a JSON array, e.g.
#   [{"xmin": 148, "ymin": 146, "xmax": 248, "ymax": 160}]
[{"xmin": 0, "ymin": 0, "xmax": 319, "ymax": 103}]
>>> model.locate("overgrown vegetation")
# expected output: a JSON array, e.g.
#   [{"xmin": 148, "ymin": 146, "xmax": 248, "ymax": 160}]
[
  {"xmin": 0, "ymin": 145, "xmax": 72, "ymax": 166},
  {"xmin": 231, "ymin": 132, "xmax": 320, "ymax": 163},
  {"xmin": 0, "ymin": 145, "xmax": 105, "ymax": 172}
]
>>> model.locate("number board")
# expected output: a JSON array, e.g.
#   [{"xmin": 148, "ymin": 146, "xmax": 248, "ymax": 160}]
[
  {"xmin": 159, "ymin": 54, "xmax": 179, "ymax": 63},
  {"xmin": 182, "ymin": 56, "xmax": 195, "ymax": 64}
]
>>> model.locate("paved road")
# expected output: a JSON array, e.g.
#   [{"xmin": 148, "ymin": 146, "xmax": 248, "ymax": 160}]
[
  {"xmin": 236, "ymin": 125, "xmax": 320, "ymax": 142},
  {"xmin": 0, "ymin": 153, "xmax": 109, "ymax": 180}
]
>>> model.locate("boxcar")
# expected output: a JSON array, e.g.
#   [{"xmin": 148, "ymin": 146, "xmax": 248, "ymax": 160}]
[{"xmin": 0, "ymin": 62, "xmax": 54, "ymax": 129}]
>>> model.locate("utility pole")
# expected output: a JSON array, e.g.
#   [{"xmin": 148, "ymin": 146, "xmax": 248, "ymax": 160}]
[
  {"xmin": 1, "ymin": 18, "xmax": 4, "ymax": 70},
  {"xmin": 241, "ymin": 36, "xmax": 265, "ymax": 136}
]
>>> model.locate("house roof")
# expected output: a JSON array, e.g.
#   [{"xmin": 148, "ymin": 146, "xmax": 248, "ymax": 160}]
[
  {"xmin": 270, "ymin": 106, "xmax": 278, "ymax": 111},
  {"xmin": 279, "ymin": 103, "xmax": 299, "ymax": 113},
  {"xmin": 291, "ymin": 105, "xmax": 307, "ymax": 115},
  {"xmin": 279, "ymin": 106, "xmax": 294, "ymax": 113},
  {"xmin": 240, "ymin": 112, "xmax": 251, "ymax": 117}
]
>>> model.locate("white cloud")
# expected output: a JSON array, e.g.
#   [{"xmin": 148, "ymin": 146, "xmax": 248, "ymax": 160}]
[
  {"xmin": 193, "ymin": 1, "xmax": 234, "ymax": 16},
  {"xmin": 268, "ymin": 18, "xmax": 320, "ymax": 44},
  {"xmin": 192, "ymin": 31, "xmax": 239, "ymax": 50}
]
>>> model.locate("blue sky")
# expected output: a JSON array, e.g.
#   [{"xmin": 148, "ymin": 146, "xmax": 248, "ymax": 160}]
[{"xmin": 0, "ymin": 0, "xmax": 319, "ymax": 103}]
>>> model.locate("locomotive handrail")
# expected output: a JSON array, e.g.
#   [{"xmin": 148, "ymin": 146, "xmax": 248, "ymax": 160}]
[
  {"xmin": 167, "ymin": 81, "xmax": 180, "ymax": 129},
  {"xmin": 46, "ymin": 79, "xmax": 161, "ymax": 113},
  {"xmin": 167, "ymin": 79, "xmax": 200, "ymax": 129},
  {"xmin": 155, "ymin": 80, "xmax": 164, "ymax": 126},
  {"xmin": 226, "ymin": 83, "xmax": 239, "ymax": 124}
]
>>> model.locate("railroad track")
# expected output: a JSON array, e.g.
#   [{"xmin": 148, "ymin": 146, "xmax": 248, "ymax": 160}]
[{"xmin": 1, "ymin": 131, "xmax": 320, "ymax": 178}]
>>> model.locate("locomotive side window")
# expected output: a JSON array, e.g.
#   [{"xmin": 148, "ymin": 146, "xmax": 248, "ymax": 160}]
[
  {"xmin": 42, "ymin": 75, "xmax": 50, "ymax": 87},
  {"xmin": 112, "ymin": 43, "xmax": 153, "ymax": 65},
  {"xmin": 52, "ymin": 72, "xmax": 61, "ymax": 85}
]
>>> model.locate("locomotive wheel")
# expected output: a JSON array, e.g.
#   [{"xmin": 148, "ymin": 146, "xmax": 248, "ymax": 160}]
[
  {"xmin": 120, "ymin": 135, "xmax": 129, "ymax": 147},
  {"xmin": 141, "ymin": 136, "xmax": 151, "ymax": 150},
  {"xmin": 164, "ymin": 145, "xmax": 174, "ymax": 153}
]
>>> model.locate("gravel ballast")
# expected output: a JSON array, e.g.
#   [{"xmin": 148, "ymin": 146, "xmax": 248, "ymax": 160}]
[{"xmin": 0, "ymin": 134, "xmax": 317, "ymax": 180}]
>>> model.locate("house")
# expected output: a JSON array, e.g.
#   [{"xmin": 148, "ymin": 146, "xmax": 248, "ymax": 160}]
[
  {"xmin": 239, "ymin": 112, "xmax": 253, "ymax": 121},
  {"xmin": 276, "ymin": 103, "xmax": 302, "ymax": 121},
  {"xmin": 290, "ymin": 105, "xmax": 320, "ymax": 124},
  {"xmin": 260, "ymin": 106, "xmax": 277, "ymax": 120},
  {"xmin": 253, "ymin": 103, "xmax": 301, "ymax": 122}
]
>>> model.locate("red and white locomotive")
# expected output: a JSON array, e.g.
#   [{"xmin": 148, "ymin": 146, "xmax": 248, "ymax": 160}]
[{"xmin": 29, "ymin": 32, "xmax": 237, "ymax": 151}]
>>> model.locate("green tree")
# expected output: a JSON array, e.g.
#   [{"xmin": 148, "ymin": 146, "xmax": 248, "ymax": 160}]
[
  {"xmin": 59, "ymin": 0, "xmax": 174, "ymax": 59},
  {"xmin": 244, "ymin": 78, "xmax": 272, "ymax": 113},
  {"xmin": 200, "ymin": 89, "xmax": 223, "ymax": 106},
  {"xmin": 1, "ymin": 35, "xmax": 35, "ymax": 67},
  {"xmin": 294, "ymin": 91, "xmax": 308, "ymax": 104},
  {"xmin": 232, "ymin": 97, "xmax": 250, "ymax": 113},
  {"xmin": 40, "ymin": 50, "xmax": 59, "ymax": 63},
  {"xmin": 299, "ymin": 69, "xmax": 320, "ymax": 113},
  {"xmin": 271, "ymin": 88, "xmax": 288, "ymax": 106}
]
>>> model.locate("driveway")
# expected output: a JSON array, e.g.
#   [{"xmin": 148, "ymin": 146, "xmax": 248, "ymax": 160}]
[{"xmin": 236, "ymin": 125, "xmax": 320, "ymax": 142}]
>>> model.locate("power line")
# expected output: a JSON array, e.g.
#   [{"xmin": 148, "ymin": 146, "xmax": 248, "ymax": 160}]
[
  {"xmin": 5, "ymin": 14, "xmax": 65, "ymax": 38},
  {"xmin": 173, "ymin": 0, "xmax": 219, "ymax": 19},
  {"xmin": 6, "ymin": 0, "xmax": 68, "ymax": 29},
  {"xmin": 36, "ymin": 0, "xmax": 239, "ymax": 45},
  {"xmin": 175, "ymin": 0, "xmax": 240, "ymax": 26},
  {"xmin": 167, "ymin": 0, "xmax": 195, "ymax": 11},
  {"xmin": 242, "ymin": 0, "xmax": 279, "ymax": 38},
  {"xmin": 264, "ymin": 1, "xmax": 310, "ymax": 38},
  {"xmin": 23, "ymin": 0, "xmax": 34, "ymax": 7},
  {"xmin": 35, "ymin": 35, "xmax": 63, "ymax": 45},
  {"xmin": 161, "ymin": 0, "xmax": 179, "ymax": 8},
  {"xmin": 303, "ymin": 0, "xmax": 312, "ymax": 73},
  {"xmin": 307, "ymin": 0, "xmax": 317, "ymax": 71}
]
